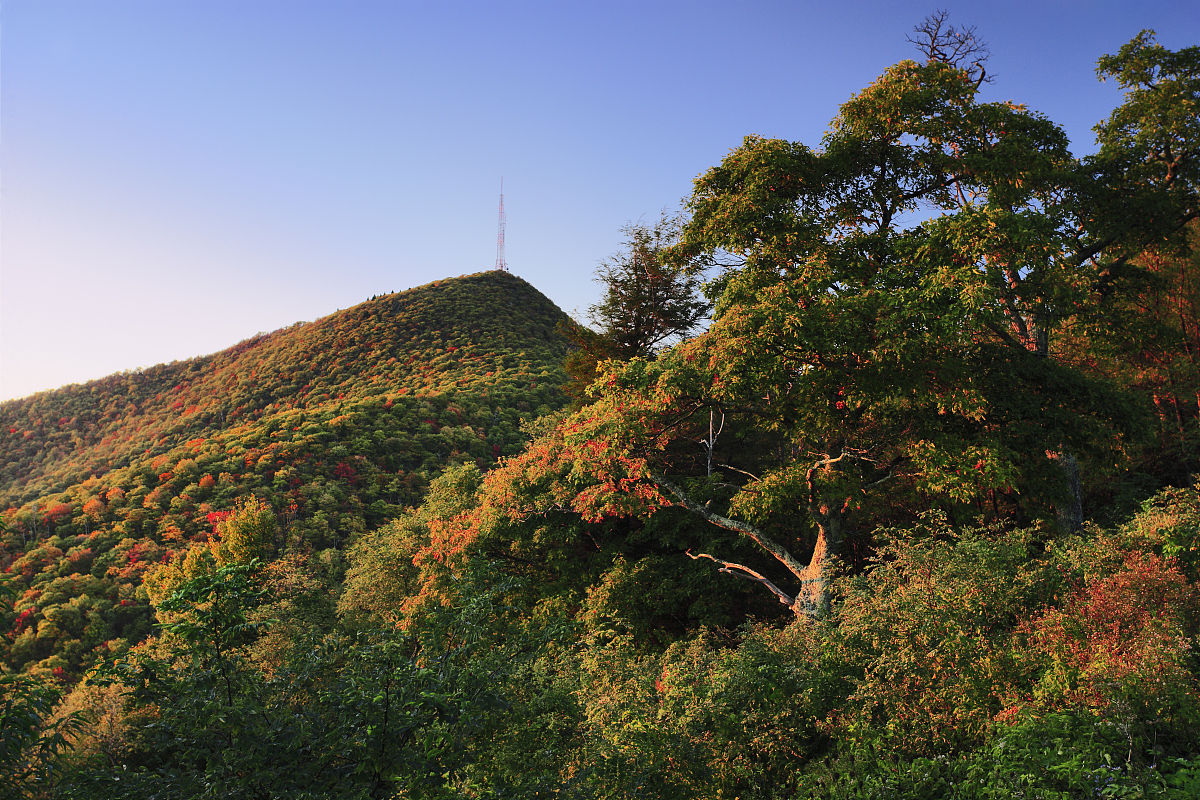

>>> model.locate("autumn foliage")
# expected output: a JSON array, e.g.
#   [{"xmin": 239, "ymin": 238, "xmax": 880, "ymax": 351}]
[{"xmin": 4, "ymin": 25, "xmax": 1200, "ymax": 800}]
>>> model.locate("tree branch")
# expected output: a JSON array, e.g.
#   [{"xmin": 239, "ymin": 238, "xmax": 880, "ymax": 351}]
[
  {"xmin": 650, "ymin": 473, "xmax": 809, "ymax": 582},
  {"xmin": 686, "ymin": 550, "xmax": 796, "ymax": 607},
  {"xmin": 717, "ymin": 463, "xmax": 761, "ymax": 482}
]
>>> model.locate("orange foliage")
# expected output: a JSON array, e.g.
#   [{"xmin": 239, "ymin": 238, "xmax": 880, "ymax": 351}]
[
  {"xmin": 1026, "ymin": 552, "xmax": 1200, "ymax": 711},
  {"xmin": 408, "ymin": 409, "xmax": 669, "ymax": 616}
]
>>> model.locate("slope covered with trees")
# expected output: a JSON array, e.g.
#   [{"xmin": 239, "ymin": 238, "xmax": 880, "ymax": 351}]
[
  {"xmin": 0, "ymin": 270, "xmax": 573, "ymax": 677},
  {"xmin": 5, "ymin": 20, "xmax": 1200, "ymax": 800},
  {"xmin": 1, "ymin": 270, "xmax": 569, "ymax": 507}
]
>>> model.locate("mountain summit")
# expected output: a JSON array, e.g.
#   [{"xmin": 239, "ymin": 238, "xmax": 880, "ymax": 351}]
[
  {"xmin": 0, "ymin": 271, "xmax": 574, "ymax": 675},
  {"xmin": 1, "ymin": 270, "xmax": 571, "ymax": 506}
]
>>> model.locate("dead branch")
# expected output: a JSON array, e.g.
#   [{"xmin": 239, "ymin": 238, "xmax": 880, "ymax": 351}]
[
  {"xmin": 907, "ymin": 10, "xmax": 992, "ymax": 86},
  {"xmin": 650, "ymin": 473, "xmax": 809, "ymax": 582},
  {"xmin": 686, "ymin": 549, "xmax": 796, "ymax": 607}
]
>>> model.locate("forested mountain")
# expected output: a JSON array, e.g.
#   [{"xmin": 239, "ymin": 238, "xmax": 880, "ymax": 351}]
[
  {"xmin": 2, "ymin": 270, "xmax": 569, "ymax": 507},
  {"xmin": 0, "ymin": 270, "xmax": 572, "ymax": 676},
  {"xmin": 4, "ymin": 23, "xmax": 1200, "ymax": 800}
]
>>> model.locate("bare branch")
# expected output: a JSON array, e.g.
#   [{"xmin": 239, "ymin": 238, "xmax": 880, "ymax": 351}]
[
  {"xmin": 864, "ymin": 470, "xmax": 900, "ymax": 490},
  {"xmin": 686, "ymin": 550, "xmax": 796, "ymax": 607},
  {"xmin": 717, "ymin": 463, "xmax": 761, "ymax": 482},
  {"xmin": 907, "ymin": 10, "xmax": 992, "ymax": 85},
  {"xmin": 698, "ymin": 409, "xmax": 725, "ymax": 477},
  {"xmin": 650, "ymin": 473, "xmax": 809, "ymax": 582}
]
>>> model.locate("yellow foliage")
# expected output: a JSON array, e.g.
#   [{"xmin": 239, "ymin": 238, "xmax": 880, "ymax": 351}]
[{"xmin": 143, "ymin": 496, "xmax": 276, "ymax": 613}]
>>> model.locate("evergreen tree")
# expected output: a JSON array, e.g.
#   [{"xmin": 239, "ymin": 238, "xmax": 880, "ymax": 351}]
[{"xmin": 564, "ymin": 214, "xmax": 709, "ymax": 398}]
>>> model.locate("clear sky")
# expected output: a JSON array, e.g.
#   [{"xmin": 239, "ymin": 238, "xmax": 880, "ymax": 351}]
[{"xmin": 2, "ymin": 0, "xmax": 1197, "ymax": 401}]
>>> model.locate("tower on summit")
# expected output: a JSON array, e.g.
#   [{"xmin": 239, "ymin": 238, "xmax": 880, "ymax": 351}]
[{"xmin": 494, "ymin": 179, "xmax": 508, "ymax": 271}]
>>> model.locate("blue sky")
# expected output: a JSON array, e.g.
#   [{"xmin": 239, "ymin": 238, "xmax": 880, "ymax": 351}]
[{"xmin": 2, "ymin": 0, "xmax": 1197, "ymax": 400}]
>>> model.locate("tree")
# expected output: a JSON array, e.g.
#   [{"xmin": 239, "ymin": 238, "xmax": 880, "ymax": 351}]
[
  {"xmin": 906, "ymin": 9, "xmax": 991, "ymax": 85},
  {"xmin": 81, "ymin": 556, "xmax": 478, "ymax": 798},
  {"xmin": 1065, "ymin": 221, "xmax": 1200, "ymax": 487},
  {"xmin": 564, "ymin": 214, "xmax": 709, "ymax": 398},
  {"xmin": 1128, "ymin": 227, "xmax": 1200, "ymax": 458},
  {"xmin": 506, "ymin": 31, "xmax": 1198, "ymax": 618},
  {"xmin": 143, "ymin": 495, "xmax": 276, "ymax": 610},
  {"xmin": 1091, "ymin": 31, "xmax": 1199, "ymax": 250},
  {"xmin": 1, "ymin": 573, "xmax": 82, "ymax": 799},
  {"xmin": 1050, "ymin": 34, "xmax": 1200, "ymax": 501}
]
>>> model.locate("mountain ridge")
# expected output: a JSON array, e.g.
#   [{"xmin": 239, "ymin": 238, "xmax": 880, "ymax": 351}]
[
  {"xmin": 1, "ymin": 269, "xmax": 571, "ymax": 506},
  {"xmin": 0, "ymin": 269, "xmax": 575, "ymax": 676}
]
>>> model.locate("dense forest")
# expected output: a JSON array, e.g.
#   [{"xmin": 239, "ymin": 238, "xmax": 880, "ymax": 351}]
[
  {"xmin": 4, "ymin": 22, "xmax": 1200, "ymax": 800},
  {"xmin": 0, "ymin": 271, "xmax": 572, "ymax": 679}
]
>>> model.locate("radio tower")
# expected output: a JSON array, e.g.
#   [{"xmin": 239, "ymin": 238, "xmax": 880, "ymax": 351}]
[{"xmin": 494, "ymin": 178, "xmax": 508, "ymax": 271}]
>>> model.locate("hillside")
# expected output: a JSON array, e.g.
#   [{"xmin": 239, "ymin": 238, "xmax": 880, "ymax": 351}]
[
  {"xmin": 6, "ymin": 25, "xmax": 1200, "ymax": 800},
  {"xmin": 0, "ymin": 270, "xmax": 574, "ymax": 675},
  {"xmin": 2, "ymin": 270, "xmax": 569, "ymax": 505}
]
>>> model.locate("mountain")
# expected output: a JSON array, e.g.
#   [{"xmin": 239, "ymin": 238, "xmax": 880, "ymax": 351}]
[{"xmin": 0, "ymin": 270, "xmax": 574, "ymax": 675}]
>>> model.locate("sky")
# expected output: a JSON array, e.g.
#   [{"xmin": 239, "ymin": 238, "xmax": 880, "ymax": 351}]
[{"xmin": 1, "ymin": 0, "xmax": 1197, "ymax": 401}]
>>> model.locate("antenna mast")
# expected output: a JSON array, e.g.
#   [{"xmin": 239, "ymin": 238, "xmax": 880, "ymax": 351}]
[{"xmin": 494, "ymin": 178, "xmax": 508, "ymax": 271}]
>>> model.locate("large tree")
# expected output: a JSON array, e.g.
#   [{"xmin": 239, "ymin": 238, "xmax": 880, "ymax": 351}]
[
  {"xmin": 502, "ymin": 31, "xmax": 1198, "ymax": 618},
  {"xmin": 589, "ymin": 213, "xmax": 709, "ymax": 359}
]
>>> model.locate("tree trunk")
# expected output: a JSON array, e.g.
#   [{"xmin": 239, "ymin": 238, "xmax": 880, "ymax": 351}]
[
  {"xmin": 796, "ymin": 509, "xmax": 844, "ymax": 616},
  {"xmin": 1051, "ymin": 451, "xmax": 1083, "ymax": 532},
  {"xmin": 651, "ymin": 473, "xmax": 845, "ymax": 618}
]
